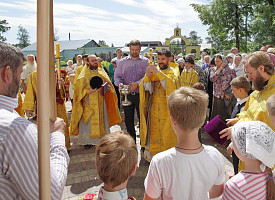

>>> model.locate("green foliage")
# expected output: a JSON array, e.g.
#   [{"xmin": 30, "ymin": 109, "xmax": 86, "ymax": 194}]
[
  {"xmin": 0, "ymin": 19, "xmax": 11, "ymax": 42},
  {"xmin": 16, "ymin": 25, "xmax": 30, "ymax": 49},
  {"xmin": 98, "ymin": 40, "xmax": 109, "ymax": 47},
  {"xmin": 101, "ymin": 60, "xmax": 110, "ymax": 71},
  {"xmin": 189, "ymin": 31, "xmax": 203, "ymax": 45},
  {"xmin": 169, "ymin": 39, "xmax": 186, "ymax": 55},
  {"xmin": 191, "ymin": 0, "xmax": 274, "ymax": 53}
]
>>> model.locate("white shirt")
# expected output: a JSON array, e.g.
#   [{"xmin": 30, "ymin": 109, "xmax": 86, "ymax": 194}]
[
  {"xmin": 144, "ymin": 145, "xmax": 225, "ymax": 200},
  {"xmin": 0, "ymin": 95, "xmax": 69, "ymax": 200},
  {"xmin": 237, "ymin": 96, "xmax": 249, "ymax": 112}
]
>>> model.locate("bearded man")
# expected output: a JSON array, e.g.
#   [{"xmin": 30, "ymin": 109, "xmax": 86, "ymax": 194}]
[
  {"xmin": 21, "ymin": 54, "xmax": 37, "ymax": 94},
  {"xmin": 70, "ymin": 54, "xmax": 121, "ymax": 148},
  {"xmin": 114, "ymin": 39, "xmax": 149, "ymax": 143},
  {"xmin": 221, "ymin": 51, "xmax": 275, "ymax": 136},
  {"xmin": 139, "ymin": 49, "xmax": 179, "ymax": 161}
]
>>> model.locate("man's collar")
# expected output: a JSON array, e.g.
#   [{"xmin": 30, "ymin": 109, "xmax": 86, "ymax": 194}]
[{"xmin": 126, "ymin": 55, "xmax": 142, "ymax": 60}]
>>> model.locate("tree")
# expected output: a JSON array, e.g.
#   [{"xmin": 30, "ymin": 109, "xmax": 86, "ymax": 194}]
[
  {"xmin": 169, "ymin": 39, "xmax": 186, "ymax": 55},
  {"xmin": 0, "ymin": 19, "xmax": 11, "ymax": 42},
  {"xmin": 191, "ymin": 0, "xmax": 274, "ymax": 52},
  {"xmin": 189, "ymin": 31, "xmax": 203, "ymax": 45},
  {"xmin": 111, "ymin": 43, "xmax": 114, "ymax": 47},
  {"xmin": 16, "ymin": 25, "xmax": 30, "ymax": 49},
  {"xmin": 98, "ymin": 40, "xmax": 109, "ymax": 47}
]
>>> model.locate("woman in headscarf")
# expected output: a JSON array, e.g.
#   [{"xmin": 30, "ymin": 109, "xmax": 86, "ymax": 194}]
[
  {"xmin": 222, "ymin": 121, "xmax": 275, "ymax": 200},
  {"xmin": 210, "ymin": 54, "xmax": 236, "ymax": 120}
]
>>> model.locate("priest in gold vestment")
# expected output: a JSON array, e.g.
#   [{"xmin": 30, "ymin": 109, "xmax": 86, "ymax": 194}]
[
  {"xmin": 140, "ymin": 49, "xmax": 179, "ymax": 161},
  {"xmin": 69, "ymin": 55, "xmax": 121, "ymax": 146},
  {"xmin": 22, "ymin": 70, "xmax": 71, "ymax": 150}
]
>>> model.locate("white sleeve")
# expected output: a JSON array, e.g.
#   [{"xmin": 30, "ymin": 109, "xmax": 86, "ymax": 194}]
[
  {"xmin": 143, "ymin": 82, "xmax": 153, "ymax": 94},
  {"xmin": 214, "ymin": 151, "xmax": 225, "ymax": 185},
  {"xmin": 21, "ymin": 67, "xmax": 27, "ymax": 79},
  {"xmin": 144, "ymin": 158, "xmax": 162, "ymax": 198}
]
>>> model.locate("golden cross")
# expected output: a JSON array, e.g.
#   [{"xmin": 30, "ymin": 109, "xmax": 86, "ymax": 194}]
[{"xmin": 144, "ymin": 48, "xmax": 157, "ymax": 65}]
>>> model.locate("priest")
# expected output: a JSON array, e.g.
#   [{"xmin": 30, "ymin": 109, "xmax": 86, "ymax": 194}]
[
  {"xmin": 140, "ymin": 49, "xmax": 178, "ymax": 161},
  {"xmin": 69, "ymin": 54, "xmax": 121, "ymax": 148}
]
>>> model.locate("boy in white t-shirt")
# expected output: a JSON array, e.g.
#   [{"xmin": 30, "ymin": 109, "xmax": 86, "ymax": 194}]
[{"xmin": 144, "ymin": 87, "xmax": 225, "ymax": 200}]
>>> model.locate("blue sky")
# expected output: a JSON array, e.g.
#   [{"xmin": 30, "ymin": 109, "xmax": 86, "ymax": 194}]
[{"xmin": 0, "ymin": 0, "xmax": 210, "ymax": 47}]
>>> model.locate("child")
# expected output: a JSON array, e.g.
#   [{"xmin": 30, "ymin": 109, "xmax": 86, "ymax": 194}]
[
  {"xmin": 267, "ymin": 93, "xmax": 275, "ymax": 126},
  {"xmin": 222, "ymin": 121, "xmax": 275, "ymax": 200},
  {"xmin": 226, "ymin": 76, "xmax": 251, "ymax": 176},
  {"xmin": 81, "ymin": 131, "xmax": 138, "ymax": 200},
  {"xmin": 180, "ymin": 57, "xmax": 199, "ymax": 87},
  {"xmin": 144, "ymin": 87, "xmax": 225, "ymax": 200}
]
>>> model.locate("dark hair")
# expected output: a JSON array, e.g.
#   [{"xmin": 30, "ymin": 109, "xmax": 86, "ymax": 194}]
[
  {"xmin": 129, "ymin": 39, "xmax": 141, "ymax": 47},
  {"xmin": 230, "ymin": 76, "xmax": 251, "ymax": 93},
  {"xmin": 185, "ymin": 57, "xmax": 194, "ymax": 65},
  {"xmin": 123, "ymin": 52, "xmax": 128, "ymax": 57},
  {"xmin": 82, "ymin": 54, "xmax": 88, "ymax": 58},
  {"xmin": 0, "ymin": 42, "xmax": 25, "ymax": 72},
  {"xmin": 210, "ymin": 57, "xmax": 216, "ymax": 66},
  {"xmin": 235, "ymin": 53, "xmax": 242, "ymax": 58},
  {"xmin": 157, "ymin": 49, "xmax": 171, "ymax": 58}
]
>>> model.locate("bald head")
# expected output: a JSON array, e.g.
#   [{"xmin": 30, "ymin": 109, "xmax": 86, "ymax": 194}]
[{"xmin": 87, "ymin": 54, "xmax": 98, "ymax": 70}]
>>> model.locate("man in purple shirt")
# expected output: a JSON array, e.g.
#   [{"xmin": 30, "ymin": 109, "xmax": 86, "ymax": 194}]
[{"xmin": 114, "ymin": 39, "xmax": 149, "ymax": 142}]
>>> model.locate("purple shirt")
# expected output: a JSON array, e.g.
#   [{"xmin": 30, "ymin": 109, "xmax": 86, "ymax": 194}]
[{"xmin": 114, "ymin": 55, "xmax": 149, "ymax": 93}]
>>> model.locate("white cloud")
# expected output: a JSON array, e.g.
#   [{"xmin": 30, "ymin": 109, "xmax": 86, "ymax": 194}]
[{"xmin": 1, "ymin": 0, "xmax": 209, "ymax": 46}]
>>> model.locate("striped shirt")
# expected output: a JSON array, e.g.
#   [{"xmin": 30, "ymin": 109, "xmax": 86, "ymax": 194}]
[
  {"xmin": 222, "ymin": 171, "xmax": 268, "ymax": 200},
  {"xmin": 0, "ymin": 95, "xmax": 69, "ymax": 200}
]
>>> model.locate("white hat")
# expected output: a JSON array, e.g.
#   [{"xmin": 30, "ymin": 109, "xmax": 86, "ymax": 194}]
[
  {"xmin": 232, "ymin": 121, "xmax": 275, "ymax": 170},
  {"xmin": 226, "ymin": 53, "xmax": 234, "ymax": 58},
  {"xmin": 177, "ymin": 58, "xmax": 185, "ymax": 64},
  {"xmin": 267, "ymin": 48, "xmax": 275, "ymax": 54}
]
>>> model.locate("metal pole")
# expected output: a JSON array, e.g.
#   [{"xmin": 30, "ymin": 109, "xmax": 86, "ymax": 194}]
[{"xmin": 37, "ymin": 0, "xmax": 51, "ymax": 199}]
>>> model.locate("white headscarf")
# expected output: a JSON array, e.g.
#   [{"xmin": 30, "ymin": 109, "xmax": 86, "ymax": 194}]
[{"xmin": 232, "ymin": 121, "xmax": 275, "ymax": 171}]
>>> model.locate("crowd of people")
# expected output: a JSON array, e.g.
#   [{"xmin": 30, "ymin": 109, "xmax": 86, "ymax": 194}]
[{"xmin": 0, "ymin": 40, "xmax": 275, "ymax": 199}]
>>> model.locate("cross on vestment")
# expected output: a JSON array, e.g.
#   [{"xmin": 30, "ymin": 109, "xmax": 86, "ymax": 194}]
[{"xmin": 144, "ymin": 48, "xmax": 157, "ymax": 65}]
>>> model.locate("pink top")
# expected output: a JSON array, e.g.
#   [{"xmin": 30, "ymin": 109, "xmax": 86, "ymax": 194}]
[{"xmin": 222, "ymin": 171, "xmax": 268, "ymax": 200}]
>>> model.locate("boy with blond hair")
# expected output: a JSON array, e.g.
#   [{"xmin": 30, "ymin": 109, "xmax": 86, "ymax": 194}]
[
  {"xmin": 82, "ymin": 131, "xmax": 137, "ymax": 200},
  {"xmin": 144, "ymin": 87, "xmax": 225, "ymax": 200}
]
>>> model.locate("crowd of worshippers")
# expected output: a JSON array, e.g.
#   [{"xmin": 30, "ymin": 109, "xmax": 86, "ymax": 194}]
[{"xmin": 1, "ymin": 40, "xmax": 275, "ymax": 199}]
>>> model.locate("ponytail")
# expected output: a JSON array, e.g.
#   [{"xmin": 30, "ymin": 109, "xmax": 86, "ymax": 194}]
[{"xmin": 266, "ymin": 167, "xmax": 275, "ymax": 200}]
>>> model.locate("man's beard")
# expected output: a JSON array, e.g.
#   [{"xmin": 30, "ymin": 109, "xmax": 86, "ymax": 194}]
[
  {"xmin": 252, "ymin": 71, "xmax": 266, "ymax": 91},
  {"xmin": 159, "ymin": 64, "xmax": 168, "ymax": 70},
  {"xmin": 28, "ymin": 61, "xmax": 36, "ymax": 68},
  {"xmin": 131, "ymin": 53, "xmax": 139, "ymax": 58},
  {"xmin": 8, "ymin": 73, "xmax": 20, "ymax": 98},
  {"xmin": 89, "ymin": 64, "xmax": 98, "ymax": 70}
]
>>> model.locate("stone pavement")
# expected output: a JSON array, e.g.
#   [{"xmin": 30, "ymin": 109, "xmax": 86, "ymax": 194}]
[{"xmin": 62, "ymin": 101, "xmax": 233, "ymax": 200}]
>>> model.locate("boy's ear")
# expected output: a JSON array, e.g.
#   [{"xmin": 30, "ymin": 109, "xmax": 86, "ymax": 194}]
[{"xmin": 170, "ymin": 115, "xmax": 177, "ymax": 126}]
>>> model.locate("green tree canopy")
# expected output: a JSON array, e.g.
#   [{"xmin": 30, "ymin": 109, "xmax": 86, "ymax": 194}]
[
  {"xmin": 189, "ymin": 31, "xmax": 203, "ymax": 45},
  {"xmin": 0, "ymin": 19, "xmax": 11, "ymax": 42},
  {"xmin": 98, "ymin": 40, "xmax": 109, "ymax": 47},
  {"xmin": 16, "ymin": 25, "xmax": 30, "ymax": 49},
  {"xmin": 191, "ymin": 0, "xmax": 274, "ymax": 52}
]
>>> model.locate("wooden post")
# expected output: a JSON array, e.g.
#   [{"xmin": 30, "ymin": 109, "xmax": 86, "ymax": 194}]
[{"xmin": 37, "ymin": 0, "xmax": 52, "ymax": 199}]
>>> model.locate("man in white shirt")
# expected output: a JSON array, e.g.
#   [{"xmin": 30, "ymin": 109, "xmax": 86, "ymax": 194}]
[
  {"xmin": 21, "ymin": 54, "xmax": 37, "ymax": 93},
  {"xmin": 0, "ymin": 42, "xmax": 69, "ymax": 200}
]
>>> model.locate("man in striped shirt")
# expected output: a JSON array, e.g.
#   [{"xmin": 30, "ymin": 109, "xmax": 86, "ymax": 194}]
[{"xmin": 0, "ymin": 42, "xmax": 69, "ymax": 199}]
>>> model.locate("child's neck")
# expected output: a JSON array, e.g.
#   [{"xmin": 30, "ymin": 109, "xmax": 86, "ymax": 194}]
[
  {"xmin": 103, "ymin": 180, "xmax": 128, "ymax": 192},
  {"xmin": 176, "ymin": 128, "xmax": 203, "ymax": 154},
  {"xmin": 238, "ymin": 93, "xmax": 248, "ymax": 100},
  {"xmin": 243, "ymin": 159, "xmax": 263, "ymax": 174}
]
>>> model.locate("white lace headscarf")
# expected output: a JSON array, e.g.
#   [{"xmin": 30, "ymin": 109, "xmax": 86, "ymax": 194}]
[{"xmin": 232, "ymin": 121, "xmax": 275, "ymax": 171}]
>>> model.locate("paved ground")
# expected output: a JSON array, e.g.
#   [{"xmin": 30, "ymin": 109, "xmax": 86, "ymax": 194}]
[{"xmin": 62, "ymin": 102, "xmax": 234, "ymax": 200}]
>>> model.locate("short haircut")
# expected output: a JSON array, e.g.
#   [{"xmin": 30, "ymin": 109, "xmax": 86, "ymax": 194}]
[
  {"xmin": 0, "ymin": 42, "xmax": 25, "ymax": 72},
  {"xmin": 129, "ymin": 39, "xmax": 141, "ymax": 47},
  {"xmin": 157, "ymin": 49, "xmax": 171, "ymax": 58},
  {"xmin": 192, "ymin": 82, "xmax": 205, "ymax": 91},
  {"xmin": 168, "ymin": 87, "xmax": 208, "ymax": 131},
  {"xmin": 244, "ymin": 51, "xmax": 274, "ymax": 75},
  {"xmin": 230, "ymin": 76, "xmax": 251, "ymax": 93},
  {"xmin": 96, "ymin": 131, "xmax": 138, "ymax": 188},
  {"xmin": 82, "ymin": 54, "xmax": 88, "ymax": 58},
  {"xmin": 267, "ymin": 94, "xmax": 275, "ymax": 116}
]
